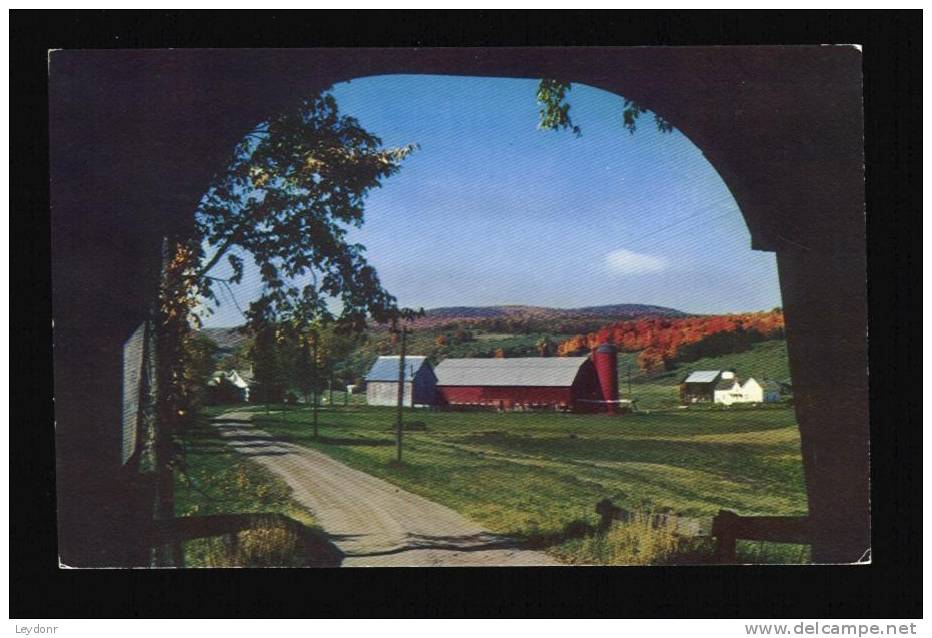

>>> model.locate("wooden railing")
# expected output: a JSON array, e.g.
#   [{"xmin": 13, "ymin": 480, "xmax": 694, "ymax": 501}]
[
  {"xmin": 597, "ymin": 499, "xmax": 810, "ymax": 563},
  {"xmin": 711, "ymin": 510, "xmax": 811, "ymax": 563}
]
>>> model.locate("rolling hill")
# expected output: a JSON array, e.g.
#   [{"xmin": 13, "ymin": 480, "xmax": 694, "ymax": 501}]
[
  {"xmin": 408, "ymin": 303, "xmax": 685, "ymax": 330},
  {"xmin": 634, "ymin": 340, "xmax": 792, "ymax": 387},
  {"xmin": 626, "ymin": 339, "xmax": 792, "ymax": 409},
  {"xmin": 201, "ymin": 327, "xmax": 249, "ymax": 355}
]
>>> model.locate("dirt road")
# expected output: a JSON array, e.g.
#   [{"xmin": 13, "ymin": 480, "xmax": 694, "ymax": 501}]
[{"xmin": 213, "ymin": 411, "xmax": 560, "ymax": 567}]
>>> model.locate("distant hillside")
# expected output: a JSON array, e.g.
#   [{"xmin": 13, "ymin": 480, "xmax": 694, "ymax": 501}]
[
  {"xmin": 409, "ymin": 303, "xmax": 684, "ymax": 331},
  {"xmin": 621, "ymin": 339, "xmax": 792, "ymax": 410},
  {"xmin": 558, "ymin": 310, "xmax": 785, "ymax": 374},
  {"xmin": 423, "ymin": 303, "xmax": 684, "ymax": 320},
  {"xmin": 200, "ymin": 327, "xmax": 248, "ymax": 354},
  {"xmin": 570, "ymin": 304, "xmax": 686, "ymax": 318},
  {"xmin": 636, "ymin": 340, "xmax": 792, "ymax": 387}
]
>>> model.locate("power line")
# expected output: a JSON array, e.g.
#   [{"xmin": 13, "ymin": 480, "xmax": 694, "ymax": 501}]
[
  {"xmin": 621, "ymin": 208, "xmax": 731, "ymax": 248},
  {"xmin": 623, "ymin": 210, "xmax": 736, "ymax": 255},
  {"xmin": 200, "ymin": 207, "xmax": 743, "ymax": 321}
]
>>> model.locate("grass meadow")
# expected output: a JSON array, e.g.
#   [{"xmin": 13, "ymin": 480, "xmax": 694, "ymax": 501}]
[
  {"xmin": 174, "ymin": 415, "xmax": 327, "ymax": 567},
  {"xmin": 209, "ymin": 400, "xmax": 807, "ymax": 564},
  {"xmin": 624, "ymin": 340, "xmax": 792, "ymax": 409},
  {"xmin": 184, "ymin": 338, "xmax": 805, "ymax": 564}
]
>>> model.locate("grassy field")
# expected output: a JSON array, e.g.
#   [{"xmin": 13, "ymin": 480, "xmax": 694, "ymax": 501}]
[
  {"xmin": 185, "ymin": 337, "xmax": 800, "ymax": 565},
  {"xmin": 235, "ymin": 401, "xmax": 807, "ymax": 563},
  {"xmin": 625, "ymin": 340, "xmax": 792, "ymax": 409},
  {"xmin": 174, "ymin": 413, "xmax": 326, "ymax": 566}
]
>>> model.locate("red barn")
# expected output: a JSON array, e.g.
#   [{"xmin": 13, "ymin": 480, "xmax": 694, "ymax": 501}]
[{"xmin": 433, "ymin": 355, "xmax": 614, "ymax": 412}]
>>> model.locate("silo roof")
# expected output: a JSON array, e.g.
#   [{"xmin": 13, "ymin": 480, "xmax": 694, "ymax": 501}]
[
  {"xmin": 434, "ymin": 357, "xmax": 590, "ymax": 387},
  {"xmin": 365, "ymin": 356, "xmax": 429, "ymax": 382}
]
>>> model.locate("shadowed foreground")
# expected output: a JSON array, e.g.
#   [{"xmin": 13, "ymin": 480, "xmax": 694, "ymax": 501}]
[{"xmin": 213, "ymin": 411, "xmax": 560, "ymax": 567}]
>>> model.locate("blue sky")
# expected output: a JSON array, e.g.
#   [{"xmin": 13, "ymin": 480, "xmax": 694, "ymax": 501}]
[{"xmin": 202, "ymin": 75, "xmax": 782, "ymax": 327}]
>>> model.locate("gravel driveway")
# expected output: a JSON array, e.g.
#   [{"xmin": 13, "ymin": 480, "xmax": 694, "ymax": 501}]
[{"xmin": 213, "ymin": 411, "xmax": 560, "ymax": 567}]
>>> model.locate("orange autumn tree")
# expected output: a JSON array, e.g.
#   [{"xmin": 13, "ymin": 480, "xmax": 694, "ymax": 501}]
[{"xmin": 557, "ymin": 310, "xmax": 785, "ymax": 373}]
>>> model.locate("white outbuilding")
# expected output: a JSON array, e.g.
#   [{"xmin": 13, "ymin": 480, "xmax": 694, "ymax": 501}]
[
  {"xmin": 740, "ymin": 377, "xmax": 782, "ymax": 403},
  {"xmin": 207, "ymin": 369, "xmax": 252, "ymax": 402},
  {"xmin": 713, "ymin": 375, "xmax": 782, "ymax": 405},
  {"xmin": 713, "ymin": 375, "xmax": 744, "ymax": 405},
  {"xmin": 364, "ymin": 356, "xmax": 437, "ymax": 407}
]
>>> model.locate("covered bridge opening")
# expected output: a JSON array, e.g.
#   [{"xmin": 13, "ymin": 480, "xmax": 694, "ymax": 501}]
[{"xmin": 50, "ymin": 47, "xmax": 866, "ymax": 565}]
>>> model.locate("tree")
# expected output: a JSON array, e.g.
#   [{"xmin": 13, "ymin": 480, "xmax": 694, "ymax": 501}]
[
  {"xmin": 250, "ymin": 325, "xmax": 284, "ymax": 411},
  {"xmin": 194, "ymin": 92, "xmax": 418, "ymax": 335},
  {"xmin": 271, "ymin": 310, "xmax": 368, "ymax": 436},
  {"xmin": 536, "ymin": 336, "xmax": 556, "ymax": 357},
  {"xmin": 536, "ymin": 79, "xmax": 581, "ymax": 137},
  {"xmin": 536, "ymin": 79, "xmax": 674, "ymax": 137},
  {"xmin": 149, "ymin": 91, "xmax": 419, "ymax": 566},
  {"xmin": 180, "ymin": 332, "xmax": 219, "ymax": 415},
  {"xmin": 555, "ymin": 310, "xmax": 785, "ymax": 373},
  {"xmin": 217, "ymin": 337, "xmax": 252, "ymax": 372},
  {"xmin": 637, "ymin": 348, "xmax": 666, "ymax": 374},
  {"xmin": 195, "ymin": 91, "xmax": 421, "ymax": 433}
]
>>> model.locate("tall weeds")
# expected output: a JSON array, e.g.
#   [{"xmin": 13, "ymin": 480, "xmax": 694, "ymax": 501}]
[{"xmin": 555, "ymin": 510, "xmax": 711, "ymax": 565}]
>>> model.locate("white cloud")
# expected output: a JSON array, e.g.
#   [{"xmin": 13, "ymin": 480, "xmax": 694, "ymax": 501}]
[{"xmin": 604, "ymin": 249, "xmax": 668, "ymax": 275}]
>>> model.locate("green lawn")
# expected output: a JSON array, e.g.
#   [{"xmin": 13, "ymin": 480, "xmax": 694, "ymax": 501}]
[
  {"xmin": 186, "ymin": 337, "xmax": 801, "ymax": 565},
  {"xmin": 241, "ymin": 402, "xmax": 806, "ymax": 561},
  {"xmin": 174, "ymin": 412, "xmax": 324, "ymax": 566}
]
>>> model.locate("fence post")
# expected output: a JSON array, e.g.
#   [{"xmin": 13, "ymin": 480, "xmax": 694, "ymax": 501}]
[{"xmin": 712, "ymin": 510, "xmax": 738, "ymax": 563}]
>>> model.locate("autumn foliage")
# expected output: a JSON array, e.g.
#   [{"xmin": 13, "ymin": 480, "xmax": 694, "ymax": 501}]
[{"xmin": 557, "ymin": 311, "xmax": 785, "ymax": 373}]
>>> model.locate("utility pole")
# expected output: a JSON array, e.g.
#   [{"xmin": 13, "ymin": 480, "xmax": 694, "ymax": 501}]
[
  {"xmin": 329, "ymin": 367, "xmax": 334, "ymax": 407},
  {"xmin": 312, "ymin": 332, "xmax": 319, "ymax": 439},
  {"xmin": 394, "ymin": 324, "xmax": 410, "ymax": 463},
  {"xmin": 626, "ymin": 363, "xmax": 632, "ymax": 399}
]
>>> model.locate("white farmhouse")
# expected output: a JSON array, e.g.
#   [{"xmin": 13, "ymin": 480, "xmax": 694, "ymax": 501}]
[
  {"xmin": 713, "ymin": 373, "xmax": 744, "ymax": 405},
  {"xmin": 741, "ymin": 378, "xmax": 782, "ymax": 403},
  {"xmin": 713, "ymin": 375, "xmax": 782, "ymax": 405},
  {"xmin": 207, "ymin": 369, "xmax": 252, "ymax": 402}
]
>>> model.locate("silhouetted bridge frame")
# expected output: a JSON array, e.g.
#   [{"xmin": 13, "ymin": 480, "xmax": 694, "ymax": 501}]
[{"xmin": 51, "ymin": 46, "xmax": 869, "ymax": 566}]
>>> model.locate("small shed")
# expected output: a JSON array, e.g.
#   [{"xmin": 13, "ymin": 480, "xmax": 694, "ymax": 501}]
[
  {"xmin": 365, "ymin": 356, "xmax": 437, "ymax": 407},
  {"xmin": 681, "ymin": 370, "xmax": 730, "ymax": 403}
]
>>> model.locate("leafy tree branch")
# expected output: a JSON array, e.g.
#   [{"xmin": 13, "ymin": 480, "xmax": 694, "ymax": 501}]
[
  {"xmin": 536, "ymin": 79, "xmax": 674, "ymax": 137},
  {"xmin": 195, "ymin": 92, "xmax": 420, "ymax": 335}
]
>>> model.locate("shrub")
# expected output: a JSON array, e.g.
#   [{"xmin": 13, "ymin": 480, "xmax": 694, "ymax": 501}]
[
  {"xmin": 555, "ymin": 510, "xmax": 712, "ymax": 566},
  {"xmin": 183, "ymin": 524, "xmax": 344, "ymax": 568},
  {"xmin": 183, "ymin": 527, "xmax": 299, "ymax": 568}
]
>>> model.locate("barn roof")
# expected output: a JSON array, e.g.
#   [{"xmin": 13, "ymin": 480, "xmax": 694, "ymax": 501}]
[
  {"xmin": 365, "ymin": 356, "xmax": 430, "ymax": 382},
  {"xmin": 683, "ymin": 370, "xmax": 721, "ymax": 384},
  {"xmin": 434, "ymin": 357, "xmax": 590, "ymax": 387}
]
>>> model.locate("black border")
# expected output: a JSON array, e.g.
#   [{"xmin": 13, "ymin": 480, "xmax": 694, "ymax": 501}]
[{"xmin": 11, "ymin": 10, "xmax": 921, "ymax": 618}]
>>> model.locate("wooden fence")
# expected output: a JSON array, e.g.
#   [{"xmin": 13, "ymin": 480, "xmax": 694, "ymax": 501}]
[{"xmin": 597, "ymin": 499, "xmax": 810, "ymax": 563}]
